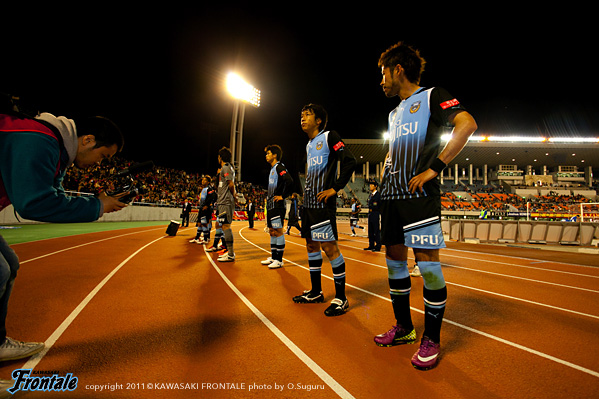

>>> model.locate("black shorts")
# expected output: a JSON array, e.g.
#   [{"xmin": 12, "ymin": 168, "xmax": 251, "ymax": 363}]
[
  {"xmin": 267, "ymin": 207, "xmax": 286, "ymax": 229},
  {"xmin": 300, "ymin": 206, "xmax": 338, "ymax": 242},
  {"xmin": 380, "ymin": 196, "xmax": 445, "ymax": 249},
  {"xmin": 199, "ymin": 208, "xmax": 213, "ymax": 224}
]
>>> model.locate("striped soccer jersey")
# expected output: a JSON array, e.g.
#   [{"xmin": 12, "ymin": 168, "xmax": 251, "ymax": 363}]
[
  {"xmin": 304, "ymin": 130, "xmax": 356, "ymax": 209},
  {"xmin": 381, "ymin": 87, "xmax": 466, "ymax": 200},
  {"xmin": 267, "ymin": 161, "xmax": 293, "ymax": 210}
]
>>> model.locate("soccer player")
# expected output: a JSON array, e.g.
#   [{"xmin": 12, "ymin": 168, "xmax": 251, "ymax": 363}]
[
  {"xmin": 191, "ymin": 176, "xmax": 217, "ymax": 244},
  {"xmin": 349, "ymin": 198, "xmax": 364, "ymax": 236},
  {"xmin": 215, "ymin": 147, "xmax": 237, "ymax": 262},
  {"xmin": 293, "ymin": 104, "xmax": 356, "ymax": 317},
  {"xmin": 373, "ymin": 42, "xmax": 477, "ymax": 370},
  {"xmin": 261, "ymin": 144, "xmax": 293, "ymax": 269}
]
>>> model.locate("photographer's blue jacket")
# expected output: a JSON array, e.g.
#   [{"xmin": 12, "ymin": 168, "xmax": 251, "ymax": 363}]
[{"xmin": 0, "ymin": 113, "xmax": 102, "ymax": 222}]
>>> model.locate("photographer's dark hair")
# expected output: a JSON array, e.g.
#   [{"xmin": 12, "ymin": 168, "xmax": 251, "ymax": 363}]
[
  {"xmin": 378, "ymin": 41, "xmax": 426, "ymax": 84},
  {"xmin": 218, "ymin": 146, "xmax": 232, "ymax": 163},
  {"xmin": 76, "ymin": 116, "xmax": 124, "ymax": 152},
  {"xmin": 302, "ymin": 103, "xmax": 328, "ymax": 132},
  {"xmin": 265, "ymin": 144, "xmax": 283, "ymax": 161}
]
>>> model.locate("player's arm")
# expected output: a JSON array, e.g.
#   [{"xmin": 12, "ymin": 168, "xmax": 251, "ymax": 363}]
[
  {"xmin": 438, "ymin": 111, "xmax": 478, "ymax": 165},
  {"xmin": 317, "ymin": 131, "xmax": 356, "ymax": 203},
  {"xmin": 408, "ymin": 110, "xmax": 477, "ymax": 193}
]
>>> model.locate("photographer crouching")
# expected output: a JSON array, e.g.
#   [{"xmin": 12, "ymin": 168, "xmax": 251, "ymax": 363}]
[{"xmin": 0, "ymin": 108, "xmax": 128, "ymax": 396}]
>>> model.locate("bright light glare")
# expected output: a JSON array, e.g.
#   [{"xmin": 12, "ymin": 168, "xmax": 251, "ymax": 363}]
[
  {"xmin": 548, "ymin": 137, "xmax": 599, "ymax": 143},
  {"xmin": 226, "ymin": 73, "xmax": 261, "ymax": 107},
  {"xmin": 441, "ymin": 134, "xmax": 486, "ymax": 142},
  {"xmin": 486, "ymin": 136, "xmax": 546, "ymax": 142},
  {"xmin": 441, "ymin": 134, "xmax": 599, "ymax": 143}
]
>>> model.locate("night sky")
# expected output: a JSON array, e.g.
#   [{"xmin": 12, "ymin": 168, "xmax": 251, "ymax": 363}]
[{"xmin": 2, "ymin": 5, "xmax": 597, "ymax": 189}]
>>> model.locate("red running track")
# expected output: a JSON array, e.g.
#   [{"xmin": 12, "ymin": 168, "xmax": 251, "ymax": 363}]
[{"xmin": 1, "ymin": 222, "xmax": 598, "ymax": 398}]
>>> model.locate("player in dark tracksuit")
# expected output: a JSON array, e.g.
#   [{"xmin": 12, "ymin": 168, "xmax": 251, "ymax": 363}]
[{"xmin": 364, "ymin": 180, "xmax": 381, "ymax": 251}]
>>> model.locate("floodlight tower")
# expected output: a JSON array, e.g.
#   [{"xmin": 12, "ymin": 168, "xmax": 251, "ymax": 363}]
[{"xmin": 226, "ymin": 72, "xmax": 261, "ymax": 182}]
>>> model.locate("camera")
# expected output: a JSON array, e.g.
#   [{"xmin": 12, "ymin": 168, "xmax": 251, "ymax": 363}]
[{"xmin": 106, "ymin": 161, "xmax": 154, "ymax": 203}]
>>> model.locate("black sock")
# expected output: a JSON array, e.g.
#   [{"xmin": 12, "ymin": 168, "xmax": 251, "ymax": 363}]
[
  {"xmin": 389, "ymin": 277, "xmax": 413, "ymax": 330},
  {"xmin": 308, "ymin": 252, "xmax": 322, "ymax": 293},
  {"xmin": 331, "ymin": 255, "xmax": 346, "ymax": 301},
  {"xmin": 423, "ymin": 286, "xmax": 447, "ymax": 343}
]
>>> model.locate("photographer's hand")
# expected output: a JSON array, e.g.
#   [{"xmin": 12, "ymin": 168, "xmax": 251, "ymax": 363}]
[{"xmin": 98, "ymin": 192, "xmax": 128, "ymax": 214}]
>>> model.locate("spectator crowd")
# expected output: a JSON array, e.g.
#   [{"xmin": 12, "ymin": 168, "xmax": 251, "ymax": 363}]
[
  {"xmin": 63, "ymin": 157, "xmax": 595, "ymax": 216},
  {"xmin": 62, "ymin": 157, "xmax": 268, "ymax": 210}
]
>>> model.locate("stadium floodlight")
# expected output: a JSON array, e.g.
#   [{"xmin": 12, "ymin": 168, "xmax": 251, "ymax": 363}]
[
  {"xmin": 226, "ymin": 72, "xmax": 261, "ymax": 182},
  {"xmin": 226, "ymin": 73, "xmax": 261, "ymax": 107}
]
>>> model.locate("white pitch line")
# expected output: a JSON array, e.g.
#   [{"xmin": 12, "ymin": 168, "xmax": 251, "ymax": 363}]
[
  {"xmin": 237, "ymin": 227, "xmax": 599, "ymax": 379},
  {"xmin": 22, "ymin": 235, "xmax": 165, "ymax": 371},
  {"xmin": 202, "ymin": 247, "xmax": 355, "ymax": 399}
]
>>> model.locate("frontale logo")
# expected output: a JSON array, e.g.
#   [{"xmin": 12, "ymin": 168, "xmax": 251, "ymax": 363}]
[{"xmin": 8, "ymin": 369, "xmax": 78, "ymax": 395}]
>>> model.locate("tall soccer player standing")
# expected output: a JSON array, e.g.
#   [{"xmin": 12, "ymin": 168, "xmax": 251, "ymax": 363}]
[
  {"xmin": 261, "ymin": 144, "xmax": 293, "ymax": 269},
  {"xmin": 215, "ymin": 147, "xmax": 237, "ymax": 262},
  {"xmin": 293, "ymin": 104, "xmax": 356, "ymax": 317},
  {"xmin": 374, "ymin": 42, "xmax": 477, "ymax": 370}
]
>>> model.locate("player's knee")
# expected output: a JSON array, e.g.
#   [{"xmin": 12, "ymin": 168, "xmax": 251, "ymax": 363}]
[
  {"xmin": 386, "ymin": 259, "xmax": 409, "ymax": 280},
  {"xmin": 418, "ymin": 261, "xmax": 446, "ymax": 290}
]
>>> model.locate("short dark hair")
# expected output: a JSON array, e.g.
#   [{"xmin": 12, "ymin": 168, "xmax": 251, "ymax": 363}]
[
  {"xmin": 378, "ymin": 41, "xmax": 426, "ymax": 84},
  {"xmin": 265, "ymin": 144, "xmax": 283, "ymax": 161},
  {"xmin": 218, "ymin": 146, "xmax": 232, "ymax": 163},
  {"xmin": 76, "ymin": 116, "xmax": 124, "ymax": 152},
  {"xmin": 302, "ymin": 103, "xmax": 328, "ymax": 132}
]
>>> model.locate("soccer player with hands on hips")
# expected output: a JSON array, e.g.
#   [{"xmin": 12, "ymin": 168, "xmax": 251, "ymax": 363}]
[{"xmin": 374, "ymin": 42, "xmax": 477, "ymax": 370}]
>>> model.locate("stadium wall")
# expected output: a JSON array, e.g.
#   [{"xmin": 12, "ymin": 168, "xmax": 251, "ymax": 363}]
[
  {"xmin": 443, "ymin": 219, "xmax": 599, "ymax": 247},
  {"xmin": 0, "ymin": 204, "xmax": 182, "ymax": 225}
]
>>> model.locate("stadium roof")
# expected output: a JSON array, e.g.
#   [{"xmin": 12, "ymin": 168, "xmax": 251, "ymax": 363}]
[{"xmin": 344, "ymin": 138, "xmax": 599, "ymax": 172}]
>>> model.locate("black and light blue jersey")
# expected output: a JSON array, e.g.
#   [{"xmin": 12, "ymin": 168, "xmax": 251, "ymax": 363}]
[
  {"xmin": 304, "ymin": 130, "xmax": 356, "ymax": 209},
  {"xmin": 199, "ymin": 185, "xmax": 216, "ymax": 209},
  {"xmin": 267, "ymin": 162, "xmax": 293, "ymax": 210},
  {"xmin": 199, "ymin": 187, "xmax": 208, "ymax": 206},
  {"xmin": 381, "ymin": 87, "xmax": 466, "ymax": 200}
]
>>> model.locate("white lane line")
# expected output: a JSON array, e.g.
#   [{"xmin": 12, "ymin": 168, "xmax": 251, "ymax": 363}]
[
  {"xmin": 20, "ymin": 227, "xmax": 165, "ymax": 264},
  {"xmin": 441, "ymin": 246, "xmax": 599, "ymax": 270},
  {"xmin": 440, "ymin": 252, "xmax": 599, "ymax": 279},
  {"xmin": 335, "ymin": 241, "xmax": 599, "ymax": 291},
  {"xmin": 442, "ymin": 264, "xmax": 599, "ymax": 293},
  {"xmin": 447, "ymin": 282, "xmax": 599, "ymax": 320},
  {"xmin": 283, "ymin": 237, "xmax": 599, "ymax": 318},
  {"xmin": 338, "ymin": 241, "xmax": 599, "ymax": 279},
  {"xmin": 22, "ymin": 235, "xmax": 165, "ymax": 371},
  {"xmin": 202, "ymin": 247, "xmax": 355, "ymax": 399},
  {"xmin": 238, "ymin": 228, "xmax": 599, "ymax": 379}
]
